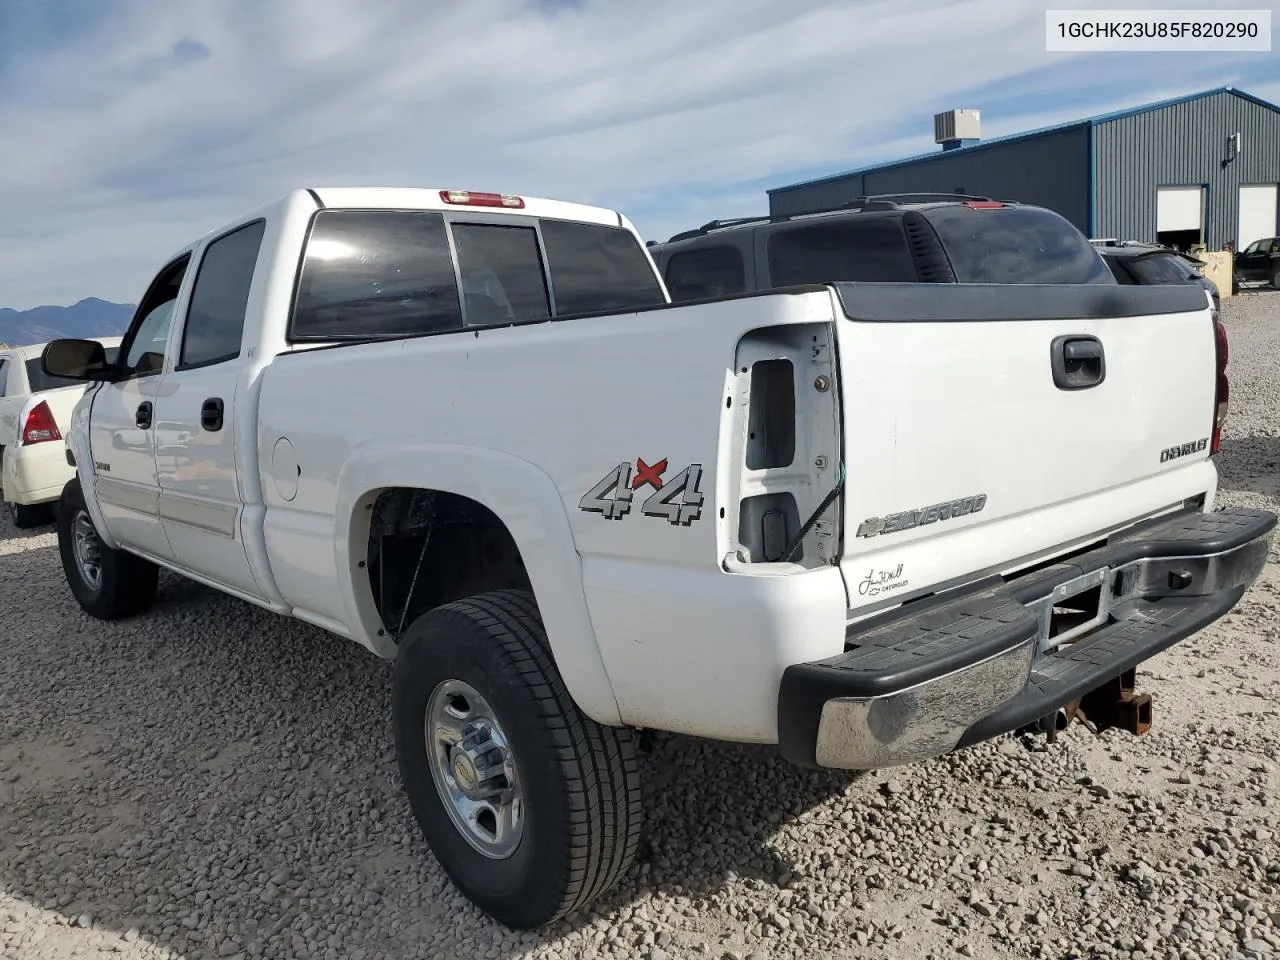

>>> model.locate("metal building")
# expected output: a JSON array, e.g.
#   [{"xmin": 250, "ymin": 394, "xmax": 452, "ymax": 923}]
[{"xmin": 768, "ymin": 87, "xmax": 1280, "ymax": 251}]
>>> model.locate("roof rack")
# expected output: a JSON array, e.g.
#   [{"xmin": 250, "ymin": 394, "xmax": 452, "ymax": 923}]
[
  {"xmin": 666, "ymin": 216, "xmax": 775, "ymax": 243},
  {"xmin": 840, "ymin": 192, "xmax": 998, "ymax": 211},
  {"xmin": 661, "ymin": 193, "xmax": 1012, "ymax": 244}
]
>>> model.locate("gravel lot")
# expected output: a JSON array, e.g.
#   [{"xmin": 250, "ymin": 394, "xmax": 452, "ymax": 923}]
[{"xmin": 2, "ymin": 291, "xmax": 1279, "ymax": 960}]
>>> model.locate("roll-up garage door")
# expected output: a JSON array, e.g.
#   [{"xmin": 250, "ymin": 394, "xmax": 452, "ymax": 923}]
[
  {"xmin": 1156, "ymin": 186, "xmax": 1204, "ymax": 233},
  {"xmin": 1238, "ymin": 184, "xmax": 1278, "ymax": 249}
]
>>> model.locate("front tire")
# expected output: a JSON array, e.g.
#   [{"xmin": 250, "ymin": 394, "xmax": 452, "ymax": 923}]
[
  {"xmin": 57, "ymin": 478, "xmax": 158, "ymax": 619},
  {"xmin": 392, "ymin": 589, "xmax": 642, "ymax": 929}
]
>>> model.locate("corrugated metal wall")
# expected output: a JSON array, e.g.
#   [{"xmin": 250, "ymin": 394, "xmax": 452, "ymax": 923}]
[
  {"xmin": 768, "ymin": 127, "xmax": 1092, "ymax": 233},
  {"xmin": 1094, "ymin": 90, "xmax": 1280, "ymax": 248}
]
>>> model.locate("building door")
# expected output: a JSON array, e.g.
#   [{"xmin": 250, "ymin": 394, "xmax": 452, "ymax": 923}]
[
  {"xmin": 1238, "ymin": 184, "xmax": 1279, "ymax": 250},
  {"xmin": 1156, "ymin": 186, "xmax": 1204, "ymax": 251}
]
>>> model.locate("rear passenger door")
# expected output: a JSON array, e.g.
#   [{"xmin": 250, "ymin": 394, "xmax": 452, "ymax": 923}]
[{"xmin": 151, "ymin": 219, "xmax": 267, "ymax": 599}]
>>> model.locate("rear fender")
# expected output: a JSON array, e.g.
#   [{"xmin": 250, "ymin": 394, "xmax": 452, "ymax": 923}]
[{"xmin": 333, "ymin": 442, "xmax": 622, "ymax": 726}]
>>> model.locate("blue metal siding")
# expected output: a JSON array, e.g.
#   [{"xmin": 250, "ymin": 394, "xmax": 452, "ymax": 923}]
[
  {"xmin": 769, "ymin": 127, "xmax": 1091, "ymax": 234},
  {"xmin": 1094, "ymin": 89, "xmax": 1280, "ymax": 247}
]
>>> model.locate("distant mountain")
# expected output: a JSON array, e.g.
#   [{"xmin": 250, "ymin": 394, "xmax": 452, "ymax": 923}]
[{"xmin": 0, "ymin": 298, "xmax": 135, "ymax": 348}]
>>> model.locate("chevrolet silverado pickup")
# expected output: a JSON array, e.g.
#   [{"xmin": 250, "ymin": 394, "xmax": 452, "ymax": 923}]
[{"xmin": 39, "ymin": 186, "xmax": 1274, "ymax": 929}]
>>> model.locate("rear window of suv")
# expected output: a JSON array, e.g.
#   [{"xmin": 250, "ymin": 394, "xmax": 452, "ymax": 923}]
[{"xmin": 924, "ymin": 206, "xmax": 1113, "ymax": 284}]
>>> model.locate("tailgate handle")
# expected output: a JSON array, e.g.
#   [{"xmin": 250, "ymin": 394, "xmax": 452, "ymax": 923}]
[{"xmin": 1051, "ymin": 335, "xmax": 1106, "ymax": 390}]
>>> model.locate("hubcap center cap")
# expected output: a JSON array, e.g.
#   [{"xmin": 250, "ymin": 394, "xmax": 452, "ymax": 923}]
[{"xmin": 452, "ymin": 752, "xmax": 479, "ymax": 793}]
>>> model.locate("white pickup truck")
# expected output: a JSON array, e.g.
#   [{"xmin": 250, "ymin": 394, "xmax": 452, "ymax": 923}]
[{"xmin": 40, "ymin": 187, "xmax": 1275, "ymax": 929}]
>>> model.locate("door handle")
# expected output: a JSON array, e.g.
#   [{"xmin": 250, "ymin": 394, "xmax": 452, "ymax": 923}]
[
  {"xmin": 1050, "ymin": 335, "xmax": 1106, "ymax": 390},
  {"xmin": 135, "ymin": 401, "xmax": 153, "ymax": 429},
  {"xmin": 201, "ymin": 398, "xmax": 224, "ymax": 432}
]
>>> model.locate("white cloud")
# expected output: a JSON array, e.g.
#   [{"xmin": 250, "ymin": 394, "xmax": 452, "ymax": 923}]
[{"xmin": 0, "ymin": 0, "xmax": 1274, "ymax": 307}]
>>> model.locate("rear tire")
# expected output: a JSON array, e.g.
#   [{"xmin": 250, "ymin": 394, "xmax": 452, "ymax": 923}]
[
  {"xmin": 1270, "ymin": 265, "xmax": 1280, "ymax": 290},
  {"xmin": 392, "ymin": 589, "xmax": 642, "ymax": 929},
  {"xmin": 8, "ymin": 498, "xmax": 52, "ymax": 529},
  {"xmin": 57, "ymin": 478, "xmax": 158, "ymax": 619}
]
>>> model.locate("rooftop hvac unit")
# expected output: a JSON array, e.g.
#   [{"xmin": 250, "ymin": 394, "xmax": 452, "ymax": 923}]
[{"xmin": 934, "ymin": 109, "xmax": 982, "ymax": 148}]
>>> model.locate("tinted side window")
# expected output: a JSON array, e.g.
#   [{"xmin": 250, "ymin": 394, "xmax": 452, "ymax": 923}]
[
  {"xmin": 539, "ymin": 220, "xmax": 667, "ymax": 315},
  {"xmin": 180, "ymin": 220, "xmax": 266, "ymax": 368},
  {"xmin": 450, "ymin": 223, "xmax": 550, "ymax": 326},
  {"xmin": 767, "ymin": 219, "xmax": 918, "ymax": 286},
  {"xmin": 927, "ymin": 206, "xmax": 1114, "ymax": 284},
  {"xmin": 664, "ymin": 246, "xmax": 746, "ymax": 301},
  {"xmin": 1129, "ymin": 255, "xmax": 1194, "ymax": 285},
  {"xmin": 0, "ymin": 359, "xmax": 8, "ymax": 396},
  {"xmin": 292, "ymin": 211, "xmax": 462, "ymax": 340}
]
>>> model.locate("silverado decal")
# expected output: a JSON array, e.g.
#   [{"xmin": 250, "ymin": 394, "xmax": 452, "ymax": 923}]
[
  {"xmin": 579, "ymin": 459, "xmax": 705, "ymax": 525},
  {"xmin": 1160, "ymin": 437, "xmax": 1208, "ymax": 463},
  {"xmin": 855, "ymin": 493, "xmax": 987, "ymax": 539}
]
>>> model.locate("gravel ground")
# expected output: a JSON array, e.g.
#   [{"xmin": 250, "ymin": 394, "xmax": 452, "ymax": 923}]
[{"xmin": 2, "ymin": 291, "xmax": 1279, "ymax": 960}]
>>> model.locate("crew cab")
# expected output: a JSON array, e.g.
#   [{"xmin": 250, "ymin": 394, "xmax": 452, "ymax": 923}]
[
  {"xmin": 40, "ymin": 187, "xmax": 1274, "ymax": 929},
  {"xmin": 0, "ymin": 337, "xmax": 122, "ymax": 527}
]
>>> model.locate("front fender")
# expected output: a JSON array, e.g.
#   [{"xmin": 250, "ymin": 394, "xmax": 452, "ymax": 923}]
[
  {"xmin": 333, "ymin": 442, "xmax": 623, "ymax": 727},
  {"xmin": 67, "ymin": 386, "xmax": 119, "ymax": 550}
]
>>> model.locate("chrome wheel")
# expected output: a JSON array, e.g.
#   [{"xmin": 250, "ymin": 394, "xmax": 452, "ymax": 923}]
[
  {"xmin": 425, "ymin": 679, "xmax": 524, "ymax": 859},
  {"xmin": 71, "ymin": 510, "xmax": 103, "ymax": 591}
]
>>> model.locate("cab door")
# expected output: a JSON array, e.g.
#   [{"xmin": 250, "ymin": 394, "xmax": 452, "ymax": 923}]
[
  {"xmin": 151, "ymin": 219, "xmax": 267, "ymax": 599},
  {"xmin": 88, "ymin": 256, "xmax": 191, "ymax": 562}
]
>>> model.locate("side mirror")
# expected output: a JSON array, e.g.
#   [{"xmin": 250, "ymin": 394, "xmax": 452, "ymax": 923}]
[{"xmin": 42, "ymin": 339, "xmax": 114, "ymax": 382}]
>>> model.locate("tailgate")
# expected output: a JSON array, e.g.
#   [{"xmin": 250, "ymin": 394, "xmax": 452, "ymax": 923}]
[{"xmin": 830, "ymin": 282, "xmax": 1221, "ymax": 610}]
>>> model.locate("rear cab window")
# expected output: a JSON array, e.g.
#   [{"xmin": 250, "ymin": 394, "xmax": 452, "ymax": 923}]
[
  {"xmin": 290, "ymin": 211, "xmax": 666, "ymax": 341},
  {"xmin": 923, "ymin": 205, "xmax": 1114, "ymax": 284}
]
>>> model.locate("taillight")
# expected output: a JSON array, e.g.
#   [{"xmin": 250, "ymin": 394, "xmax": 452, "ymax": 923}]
[
  {"xmin": 1211, "ymin": 316, "xmax": 1229, "ymax": 456},
  {"xmin": 439, "ymin": 190, "xmax": 525, "ymax": 209},
  {"xmin": 964, "ymin": 201, "xmax": 1005, "ymax": 209},
  {"xmin": 21, "ymin": 399, "xmax": 62, "ymax": 445}
]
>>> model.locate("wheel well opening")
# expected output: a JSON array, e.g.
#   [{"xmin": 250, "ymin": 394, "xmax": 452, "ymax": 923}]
[{"xmin": 366, "ymin": 488, "xmax": 530, "ymax": 644}]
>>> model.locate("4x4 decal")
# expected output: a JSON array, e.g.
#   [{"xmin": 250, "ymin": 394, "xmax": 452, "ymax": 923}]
[{"xmin": 579, "ymin": 458, "xmax": 705, "ymax": 525}]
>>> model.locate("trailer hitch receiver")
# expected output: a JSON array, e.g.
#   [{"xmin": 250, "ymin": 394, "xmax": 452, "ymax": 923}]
[{"xmin": 1071, "ymin": 668, "xmax": 1153, "ymax": 737}]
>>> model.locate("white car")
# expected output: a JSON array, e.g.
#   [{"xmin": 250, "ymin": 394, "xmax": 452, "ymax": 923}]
[
  {"xmin": 39, "ymin": 187, "xmax": 1273, "ymax": 928},
  {"xmin": 0, "ymin": 337, "xmax": 122, "ymax": 527}
]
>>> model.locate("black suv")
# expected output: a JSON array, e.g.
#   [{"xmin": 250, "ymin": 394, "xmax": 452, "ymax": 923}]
[
  {"xmin": 1095, "ymin": 243, "xmax": 1220, "ymax": 313},
  {"xmin": 648, "ymin": 194, "xmax": 1116, "ymax": 302}
]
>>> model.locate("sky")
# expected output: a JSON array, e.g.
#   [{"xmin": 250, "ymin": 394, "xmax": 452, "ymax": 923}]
[{"xmin": 0, "ymin": 0, "xmax": 1277, "ymax": 309}]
